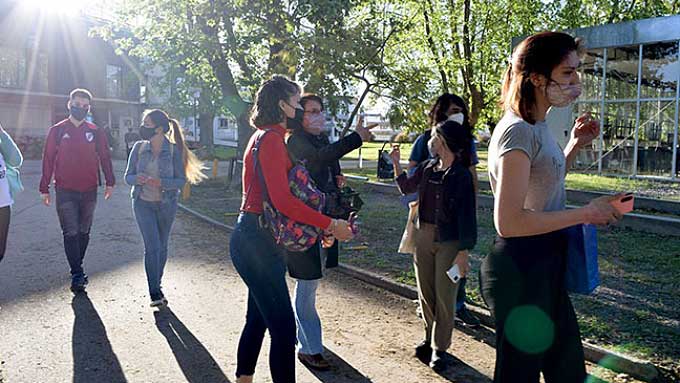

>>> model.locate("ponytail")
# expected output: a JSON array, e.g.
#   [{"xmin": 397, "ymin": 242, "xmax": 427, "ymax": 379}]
[{"xmin": 169, "ymin": 119, "xmax": 206, "ymax": 184}]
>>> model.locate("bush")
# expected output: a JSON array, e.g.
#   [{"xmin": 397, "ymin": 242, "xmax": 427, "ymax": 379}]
[{"xmin": 15, "ymin": 135, "xmax": 46, "ymax": 160}]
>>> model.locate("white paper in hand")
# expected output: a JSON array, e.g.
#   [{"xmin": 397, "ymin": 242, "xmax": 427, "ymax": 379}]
[{"xmin": 447, "ymin": 264, "xmax": 461, "ymax": 284}]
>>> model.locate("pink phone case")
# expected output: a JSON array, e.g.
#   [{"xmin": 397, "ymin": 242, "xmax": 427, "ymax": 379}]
[{"xmin": 610, "ymin": 193, "xmax": 634, "ymax": 214}]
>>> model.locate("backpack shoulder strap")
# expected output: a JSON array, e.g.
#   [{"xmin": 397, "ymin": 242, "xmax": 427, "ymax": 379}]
[{"xmin": 246, "ymin": 129, "xmax": 275, "ymax": 203}]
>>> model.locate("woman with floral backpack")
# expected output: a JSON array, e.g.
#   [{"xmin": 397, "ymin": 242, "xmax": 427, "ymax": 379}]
[{"xmin": 230, "ymin": 75, "xmax": 354, "ymax": 383}]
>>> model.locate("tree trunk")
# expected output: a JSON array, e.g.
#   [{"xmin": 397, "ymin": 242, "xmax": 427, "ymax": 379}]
[
  {"xmin": 236, "ymin": 112, "xmax": 252, "ymax": 157},
  {"xmin": 341, "ymin": 81, "xmax": 373, "ymax": 138},
  {"xmin": 199, "ymin": 112, "xmax": 215, "ymax": 154}
]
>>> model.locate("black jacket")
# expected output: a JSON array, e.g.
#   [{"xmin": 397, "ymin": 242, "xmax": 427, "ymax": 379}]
[
  {"xmin": 396, "ymin": 159, "xmax": 477, "ymax": 250},
  {"xmin": 285, "ymin": 130, "xmax": 363, "ymax": 280}
]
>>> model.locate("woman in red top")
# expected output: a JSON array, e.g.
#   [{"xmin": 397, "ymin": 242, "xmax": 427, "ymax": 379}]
[{"xmin": 230, "ymin": 75, "xmax": 354, "ymax": 383}]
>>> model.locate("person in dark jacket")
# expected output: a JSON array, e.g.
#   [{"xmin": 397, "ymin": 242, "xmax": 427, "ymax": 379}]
[
  {"xmin": 285, "ymin": 93, "xmax": 376, "ymax": 370},
  {"xmin": 408, "ymin": 94, "xmax": 482, "ymax": 328},
  {"xmin": 389, "ymin": 121, "xmax": 477, "ymax": 371}
]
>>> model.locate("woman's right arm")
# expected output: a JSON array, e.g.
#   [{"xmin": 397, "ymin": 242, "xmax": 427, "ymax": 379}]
[
  {"xmin": 494, "ymin": 150, "xmax": 620, "ymax": 237},
  {"xmin": 0, "ymin": 128, "xmax": 23, "ymax": 168},
  {"xmin": 124, "ymin": 142, "xmax": 141, "ymax": 186}
]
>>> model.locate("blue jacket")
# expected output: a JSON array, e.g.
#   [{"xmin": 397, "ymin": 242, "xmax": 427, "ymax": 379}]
[
  {"xmin": 124, "ymin": 138, "xmax": 186, "ymax": 203},
  {"xmin": 0, "ymin": 130, "xmax": 24, "ymax": 200}
]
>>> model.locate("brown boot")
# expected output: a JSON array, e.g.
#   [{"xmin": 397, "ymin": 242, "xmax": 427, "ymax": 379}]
[{"xmin": 298, "ymin": 353, "xmax": 331, "ymax": 371}]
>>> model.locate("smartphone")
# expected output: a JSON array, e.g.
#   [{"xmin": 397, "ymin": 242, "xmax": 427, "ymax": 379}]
[
  {"xmin": 447, "ymin": 264, "xmax": 461, "ymax": 284},
  {"xmin": 610, "ymin": 193, "xmax": 634, "ymax": 214},
  {"xmin": 348, "ymin": 212, "xmax": 359, "ymax": 235}
]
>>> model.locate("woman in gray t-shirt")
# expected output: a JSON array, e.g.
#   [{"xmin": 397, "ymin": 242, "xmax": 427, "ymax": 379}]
[{"xmin": 480, "ymin": 32, "xmax": 623, "ymax": 383}]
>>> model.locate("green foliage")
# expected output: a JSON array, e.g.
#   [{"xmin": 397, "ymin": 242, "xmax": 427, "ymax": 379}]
[{"xmin": 378, "ymin": 0, "xmax": 679, "ymax": 134}]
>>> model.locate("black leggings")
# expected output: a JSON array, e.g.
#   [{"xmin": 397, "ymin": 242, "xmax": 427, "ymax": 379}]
[
  {"xmin": 480, "ymin": 231, "xmax": 586, "ymax": 383},
  {"xmin": 0, "ymin": 206, "xmax": 10, "ymax": 262}
]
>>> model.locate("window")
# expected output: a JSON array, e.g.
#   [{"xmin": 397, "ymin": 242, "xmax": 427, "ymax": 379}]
[
  {"xmin": 106, "ymin": 64, "xmax": 123, "ymax": 98},
  {"xmin": 219, "ymin": 118, "xmax": 230, "ymax": 129},
  {"xmin": 34, "ymin": 52, "xmax": 49, "ymax": 91},
  {"xmin": 0, "ymin": 49, "xmax": 27, "ymax": 89}
]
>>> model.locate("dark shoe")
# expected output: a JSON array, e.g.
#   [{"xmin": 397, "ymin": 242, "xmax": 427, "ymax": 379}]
[
  {"xmin": 298, "ymin": 353, "xmax": 330, "ymax": 371},
  {"xmin": 429, "ymin": 351, "xmax": 447, "ymax": 372},
  {"xmin": 455, "ymin": 306, "xmax": 481, "ymax": 328},
  {"xmin": 70, "ymin": 274, "xmax": 88, "ymax": 293},
  {"xmin": 414, "ymin": 340, "xmax": 432, "ymax": 365}
]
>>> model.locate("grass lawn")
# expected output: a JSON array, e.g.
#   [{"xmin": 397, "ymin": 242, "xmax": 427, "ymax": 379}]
[
  {"xmin": 343, "ymin": 141, "xmax": 414, "ymax": 162},
  {"xmin": 183, "ymin": 177, "xmax": 680, "ymax": 375},
  {"xmin": 344, "ymin": 147, "xmax": 680, "ymax": 201},
  {"xmin": 213, "ymin": 145, "xmax": 238, "ymax": 160}
]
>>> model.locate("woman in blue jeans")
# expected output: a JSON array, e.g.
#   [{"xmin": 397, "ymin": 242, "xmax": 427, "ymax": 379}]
[
  {"xmin": 286, "ymin": 94, "xmax": 375, "ymax": 370},
  {"xmin": 125, "ymin": 109, "xmax": 205, "ymax": 307},
  {"xmin": 230, "ymin": 76, "xmax": 354, "ymax": 383}
]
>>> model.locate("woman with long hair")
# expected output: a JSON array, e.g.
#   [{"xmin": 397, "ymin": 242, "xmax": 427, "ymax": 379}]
[
  {"xmin": 390, "ymin": 120, "xmax": 477, "ymax": 371},
  {"xmin": 125, "ymin": 109, "xmax": 205, "ymax": 307},
  {"xmin": 230, "ymin": 76, "xmax": 354, "ymax": 383},
  {"xmin": 481, "ymin": 32, "xmax": 622, "ymax": 382}
]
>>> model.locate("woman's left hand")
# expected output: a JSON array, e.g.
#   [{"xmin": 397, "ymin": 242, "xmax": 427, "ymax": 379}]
[
  {"xmin": 454, "ymin": 250, "xmax": 471, "ymax": 277},
  {"xmin": 571, "ymin": 113, "xmax": 600, "ymax": 148}
]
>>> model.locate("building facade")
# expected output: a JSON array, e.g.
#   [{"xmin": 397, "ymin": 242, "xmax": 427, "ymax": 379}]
[{"xmin": 0, "ymin": 1, "xmax": 143, "ymax": 158}]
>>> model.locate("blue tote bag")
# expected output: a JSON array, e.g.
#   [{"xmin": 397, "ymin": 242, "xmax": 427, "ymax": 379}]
[{"xmin": 565, "ymin": 224, "xmax": 599, "ymax": 294}]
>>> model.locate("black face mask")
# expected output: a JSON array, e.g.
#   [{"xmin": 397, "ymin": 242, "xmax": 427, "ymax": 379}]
[
  {"xmin": 70, "ymin": 105, "xmax": 89, "ymax": 121},
  {"xmin": 140, "ymin": 125, "xmax": 157, "ymax": 140},
  {"xmin": 287, "ymin": 107, "xmax": 305, "ymax": 130}
]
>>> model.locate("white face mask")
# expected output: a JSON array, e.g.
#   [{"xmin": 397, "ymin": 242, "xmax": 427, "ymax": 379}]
[{"xmin": 446, "ymin": 113, "xmax": 465, "ymax": 125}]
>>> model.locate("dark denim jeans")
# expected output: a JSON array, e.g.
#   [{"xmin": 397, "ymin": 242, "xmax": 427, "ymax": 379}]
[
  {"xmin": 456, "ymin": 277, "xmax": 469, "ymax": 311},
  {"xmin": 0, "ymin": 206, "xmax": 9, "ymax": 262},
  {"xmin": 133, "ymin": 198, "xmax": 178, "ymax": 299},
  {"xmin": 56, "ymin": 189, "xmax": 97, "ymax": 277},
  {"xmin": 230, "ymin": 213, "xmax": 296, "ymax": 383}
]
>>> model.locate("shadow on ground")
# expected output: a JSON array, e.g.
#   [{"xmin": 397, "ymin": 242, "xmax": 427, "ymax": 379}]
[
  {"xmin": 72, "ymin": 293, "xmax": 127, "ymax": 383},
  {"xmin": 154, "ymin": 307, "xmax": 231, "ymax": 383}
]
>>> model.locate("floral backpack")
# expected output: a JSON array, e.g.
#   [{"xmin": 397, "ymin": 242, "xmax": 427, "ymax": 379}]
[{"xmin": 251, "ymin": 129, "xmax": 325, "ymax": 252}]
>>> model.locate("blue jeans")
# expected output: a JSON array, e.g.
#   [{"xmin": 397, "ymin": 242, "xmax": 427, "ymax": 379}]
[
  {"xmin": 133, "ymin": 198, "xmax": 178, "ymax": 298},
  {"xmin": 294, "ymin": 279, "xmax": 323, "ymax": 355},
  {"xmin": 230, "ymin": 213, "xmax": 296, "ymax": 383},
  {"xmin": 456, "ymin": 277, "xmax": 469, "ymax": 312},
  {"xmin": 56, "ymin": 189, "xmax": 97, "ymax": 277}
]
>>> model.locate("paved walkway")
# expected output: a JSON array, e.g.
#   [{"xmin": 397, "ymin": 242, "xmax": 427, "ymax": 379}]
[{"xmin": 0, "ymin": 161, "xmax": 497, "ymax": 382}]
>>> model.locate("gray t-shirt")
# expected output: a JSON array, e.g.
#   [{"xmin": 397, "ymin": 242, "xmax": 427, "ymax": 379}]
[
  {"xmin": 488, "ymin": 111, "xmax": 566, "ymax": 212},
  {"xmin": 140, "ymin": 156, "xmax": 162, "ymax": 202}
]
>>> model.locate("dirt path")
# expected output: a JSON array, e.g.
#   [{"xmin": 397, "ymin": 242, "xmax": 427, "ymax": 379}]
[
  {"xmin": 0, "ymin": 161, "xmax": 646, "ymax": 383},
  {"xmin": 0, "ymin": 161, "xmax": 496, "ymax": 383}
]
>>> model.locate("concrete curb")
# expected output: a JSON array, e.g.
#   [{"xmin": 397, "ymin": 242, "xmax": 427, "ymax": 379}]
[
  {"xmin": 361, "ymin": 180, "xmax": 680, "ymax": 237},
  {"xmin": 177, "ymin": 203, "xmax": 673, "ymax": 383}
]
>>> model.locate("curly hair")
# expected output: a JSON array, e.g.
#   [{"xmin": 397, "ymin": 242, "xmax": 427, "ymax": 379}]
[{"xmin": 250, "ymin": 75, "xmax": 302, "ymax": 128}]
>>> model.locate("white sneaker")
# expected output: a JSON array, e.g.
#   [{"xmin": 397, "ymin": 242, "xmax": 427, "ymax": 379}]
[{"xmin": 150, "ymin": 296, "xmax": 168, "ymax": 308}]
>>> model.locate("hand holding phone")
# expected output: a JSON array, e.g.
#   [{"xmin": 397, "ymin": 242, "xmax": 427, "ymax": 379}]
[
  {"xmin": 447, "ymin": 264, "xmax": 461, "ymax": 284},
  {"xmin": 610, "ymin": 193, "xmax": 634, "ymax": 214}
]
